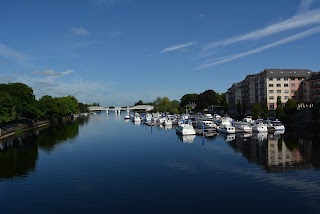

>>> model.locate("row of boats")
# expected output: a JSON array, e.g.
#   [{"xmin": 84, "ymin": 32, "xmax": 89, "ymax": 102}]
[{"xmin": 125, "ymin": 113, "xmax": 285, "ymax": 136}]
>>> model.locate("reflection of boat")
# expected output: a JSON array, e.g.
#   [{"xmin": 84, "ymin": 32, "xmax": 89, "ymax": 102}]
[
  {"xmin": 177, "ymin": 134, "xmax": 195, "ymax": 143},
  {"xmin": 133, "ymin": 121, "xmax": 141, "ymax": 125},
  {"xmin": 176, "ymin": 123, "xmax": 196, "ymax": 135},
  {"xmin": 252, "ymin": 120, "xmax": 268, "ymax": 132},
  {"xmin": 252, "ymin": 132, "xmax": 267, "ymax": 141},
  {"xmin": 164, "ymin": 124, "xmax": 173, "ymax": 130},
  {"xmin": 224, "ymin": 134, "xmax": 236, "ymax": 142},
  {"xmin": 236, "ymin": 132, "xmax": 252, "ymax": 139}
]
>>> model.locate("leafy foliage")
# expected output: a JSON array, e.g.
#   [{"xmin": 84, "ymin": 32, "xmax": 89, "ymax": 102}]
[
  {"xmin": 276, "ymin": 96, "xmax": 284, "ymax": 118},
  {"xmin": 180, "ymin": 94, "xmax": 198, "ymax": 107},
  {"xmin": 283, "ymin": 98, "xmax": 297, "ymax": 116},
  {"xmin": 0, "ymin": 83, "xmax": 82, "ymax": 124},
  {"xmin": 195, "ymin": 90, "xmax": 216, "ymax": 111}
]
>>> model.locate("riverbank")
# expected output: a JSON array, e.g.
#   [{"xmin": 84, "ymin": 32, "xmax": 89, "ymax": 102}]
[{"xmin": 0, "ymin": 120, "xmax": 51, "ymax": 140}]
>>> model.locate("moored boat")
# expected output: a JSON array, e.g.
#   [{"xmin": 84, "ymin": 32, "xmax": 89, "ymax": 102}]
[{"xmin": 176, "ymin": 123, "xmax": 196, "ymax": 135}]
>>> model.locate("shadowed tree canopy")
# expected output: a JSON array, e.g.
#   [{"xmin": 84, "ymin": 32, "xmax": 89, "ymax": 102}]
[
  {"xmin": 196, "ymin": 90, "xmax": 216, "ymax": 111},
  {"xmin": 180, "ymin": 93, "xmax": 198, "ymax": 107}
]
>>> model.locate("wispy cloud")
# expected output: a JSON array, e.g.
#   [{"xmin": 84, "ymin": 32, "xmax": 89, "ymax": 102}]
[
  {"xmin": 196, "ymin": 25, "xmax": 320, "ymax": 69},
  {"xmin": 0, "ymin": 43, "xmax": 27, "ymax": 61},
  {"xmin": 32, "ymin": 69, "xmax": 74, "ymax": 79},
  {"xmin": 297, "ymin": 0, "xmax": 314, "ymax": 14},
  {"xmin": 161, "ymin": 42, "xmax": 197, "ymax": 54},
  {"xmin": 71, "ymin": 27, "xmax": 90, "ymax": 36},
  {"xmin": 202, "ymin": 8, "xmax": 320, "ymax": 50}
]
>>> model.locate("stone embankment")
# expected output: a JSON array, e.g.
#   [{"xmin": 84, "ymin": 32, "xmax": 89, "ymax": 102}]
[{"xmin": 0, "ymin": 120, "xmax": 50, "ymax": 140}]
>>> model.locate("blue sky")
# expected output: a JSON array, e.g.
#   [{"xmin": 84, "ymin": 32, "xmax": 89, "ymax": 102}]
[{"xmin": 0, "ymin": 0, "xmax": 320, "ymax": 107}]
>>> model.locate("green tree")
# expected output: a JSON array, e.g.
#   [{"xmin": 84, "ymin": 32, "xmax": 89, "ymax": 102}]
[
  {"xmin": 311, "ymin": 104, "xmax": 320, "ymax": 120},
  {"xmin": 276, "ymin": 96, "xmax": 284, "ymax": 118},
  {"xmin": 0, "ymin": 91, "xmax": 15, "ymax": 124},
  {"xmin": 196, "ymin": 90, "xmax": 216, "ymax": 111},
  {"xmin": 284, "ymin": 98, "xmax": 297, "ymax": 116},
  {"xmin": 134, "ymin": 100, "xmax": 144, "ymax": 106},
  {"xmin": 180, "ymin": 93, "xmax": 198, "ymax": 107},
  {"xmin": 252, "ymin": 103, "xmax": 262, "ymax": 119},
  {"xmin": 261, "ymin": 98, "xmax": 269, "ymax": 118},
  {"xmin": 242, "ymin": 102, "xmax": 246, "ymax": 115},
  {"xmin": 237, "ymin": 100, "xmax": 241, "ymax": 115}
]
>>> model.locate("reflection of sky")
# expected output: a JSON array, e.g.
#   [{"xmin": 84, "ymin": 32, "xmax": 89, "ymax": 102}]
[
  {"xmin": 1, "ymin": 114, "xmax": 320, "ymax": 213},
  {"xmin": 198, "ymin": 133, "xmax": 320, "ymax": 205}
]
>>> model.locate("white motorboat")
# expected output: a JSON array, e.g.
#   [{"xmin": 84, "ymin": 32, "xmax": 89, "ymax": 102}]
[
  {"xmin": 176, "ymin": 123, "xmax": 196, "ymax": 135},
  {"xmin": 217, "ymin": 124, "xmax": 235, "ymax": 134},
  {"xmin": 124, "ymin": 115, "xmax": 131, "ymax": 120},
  {"xmin": 271, "ymin": 119, "xmax": 285, "ymax": 131},
  {"xmin": 242, "ymin": 116, "xmax": 254, "ymax": 123},
  {"xmin": 234, "ymin": 122, "xmax": 252, "ymax": 133},
  {"xmin": 196, "ymin": 120, "xmax": 217, "ymax": 129},
  {"xmin": 252, "ymin": 120, "xmax": 268, "ymax": 132},
  {"xmin": 132, "ymin": 113, "xmax": 141, "ymax": 123},
  {"xmin": 164, "ymin": 119, "xmax": 173, "ymax": 126}
]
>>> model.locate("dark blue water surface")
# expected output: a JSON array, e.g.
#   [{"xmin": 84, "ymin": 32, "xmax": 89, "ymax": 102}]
[{"xmin": 1, "ymin": 113, "xmax": 320, "ymax": 214}]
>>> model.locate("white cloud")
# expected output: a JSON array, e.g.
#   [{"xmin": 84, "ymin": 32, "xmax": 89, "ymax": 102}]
[
  {"xmin": 32, "ymin": 69, "xmax": 74, "ymax": 78},
  {"xmin": 71, "ymin": 27, "xmax": 90, "ymax": 36},
  {"xmin": 202, "ymin": 9, "xmax": 320, "ymax": 50},
  {"xmin": 196, "ymin": 25, "xmax": 320, "ymax": 69},
  {"xmin": 161, "ymin": 42, "xmax": 197, "ymax": 54},
  {"xmin": 297, "ymin": 0, "xmax": 314, "ymax": 14}
]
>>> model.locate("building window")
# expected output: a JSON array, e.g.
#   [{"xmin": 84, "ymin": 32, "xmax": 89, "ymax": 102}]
[
  {"xmin": 270, "ymin": 96, "xmax": 274, "ymax": 100},
  {"xmin": 291, "ymin": 83, "xmax": 295, "ymax": 87},
  {"xmin": 269, "ymin": 90, "xmax": 274, "ymax": 93},
  {"xmin": 277, "ymin": 77, "xmax": 281, "ymax": 81},
  {"xmin": 269, "ymin": 77, "xmax": 273, "ymax": 81},
  {"xmin": 284, "ymin": 77, "xmax": 288, "ymax": 81},
  {"xmin": 277, "ymin": 90, "xmax": 281, "ymax": 93},
  {"xmin": 284, "ymin": 96, "xmax": 289, "ymax": 100},
  {"xmin": 291, "ymin": 78, "xmax": 295, "ymax": 80},
  {"xmin": 284, "ymin": 89, "xmax": 289, "ymax": 93},
  {"xmin": 269, "ymin": 84, "xmax": 274, "ymax": 87},
  {"xmin": 284, "ymin": 84, "xmax": 288, "ymax": 87},
  {"xmin": 291, "ymin": 90, "xmax": 295, "ymax": 93},
  {"xmin": 276, "ymin": 84, "xmax": 281, "ymax": 87},
  {"xmin": 298, "ymin": 77, "xmax": 302, "ymax": 80}
]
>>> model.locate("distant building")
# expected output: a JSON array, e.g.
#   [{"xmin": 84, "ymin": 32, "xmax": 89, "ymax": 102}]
[
  {"xmin": 303, "ymin": 72, "xmax": 320, "ymax": 104},
  {"xmin": 226, "ymin": 68, "xmax": 314, "ymax": 112}
]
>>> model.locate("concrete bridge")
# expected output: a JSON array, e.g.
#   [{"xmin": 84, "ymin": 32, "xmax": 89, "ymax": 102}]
[{"xmin": 88, "ymin": 105, "xmax": 154, "ymax": 114}]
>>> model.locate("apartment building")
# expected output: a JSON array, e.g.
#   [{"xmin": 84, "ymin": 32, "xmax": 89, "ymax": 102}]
[
  {"xmin": 303, "ymin": 72, "xmax": 320, "ymax": 103},
  {"xmin": 226, "ymin": 69, "xmax": 313, "ymax": 111}
]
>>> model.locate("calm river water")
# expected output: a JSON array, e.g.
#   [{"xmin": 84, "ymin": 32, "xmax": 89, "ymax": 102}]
[{"xmin": 1, "ymin": 113, "xmax": 320, "ymax": 214}]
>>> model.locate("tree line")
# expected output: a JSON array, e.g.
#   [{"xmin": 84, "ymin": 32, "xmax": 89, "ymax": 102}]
[
  {"xmin": 0, "ymin": 83, "xmax": 89, "ymax": 125},
  {"xmin": 134, "ymin": 89, "xmax": 227, "ymax": 114}
]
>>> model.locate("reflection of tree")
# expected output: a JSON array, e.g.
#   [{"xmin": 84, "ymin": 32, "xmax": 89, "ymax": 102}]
[
  {"xmin": 37, "ymin": 121, "xmax": 79, "ymax": 152},
  {"xmin": 0, "ymin": 134, "xmax": 38, "ymax": 179},
  {"xmin": 0, "ymin": 119, "xmax": 81, "ymax": 179}
]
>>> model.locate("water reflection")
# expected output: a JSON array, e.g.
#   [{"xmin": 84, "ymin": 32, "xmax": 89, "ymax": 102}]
[
  {"xmin": 228, "ymin": 130, "xmax": 320, "ymax": 173},
  {"xmin": 0, "ymin": 133, "xmax": 38, "ymax": 180},
  {"xmin": 0, "ymin": 119, "xmax": 84, "ymax": 179},
  {"xmin": 176, "ymin": 134, "xmax": 195, "ymax": 144}
]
